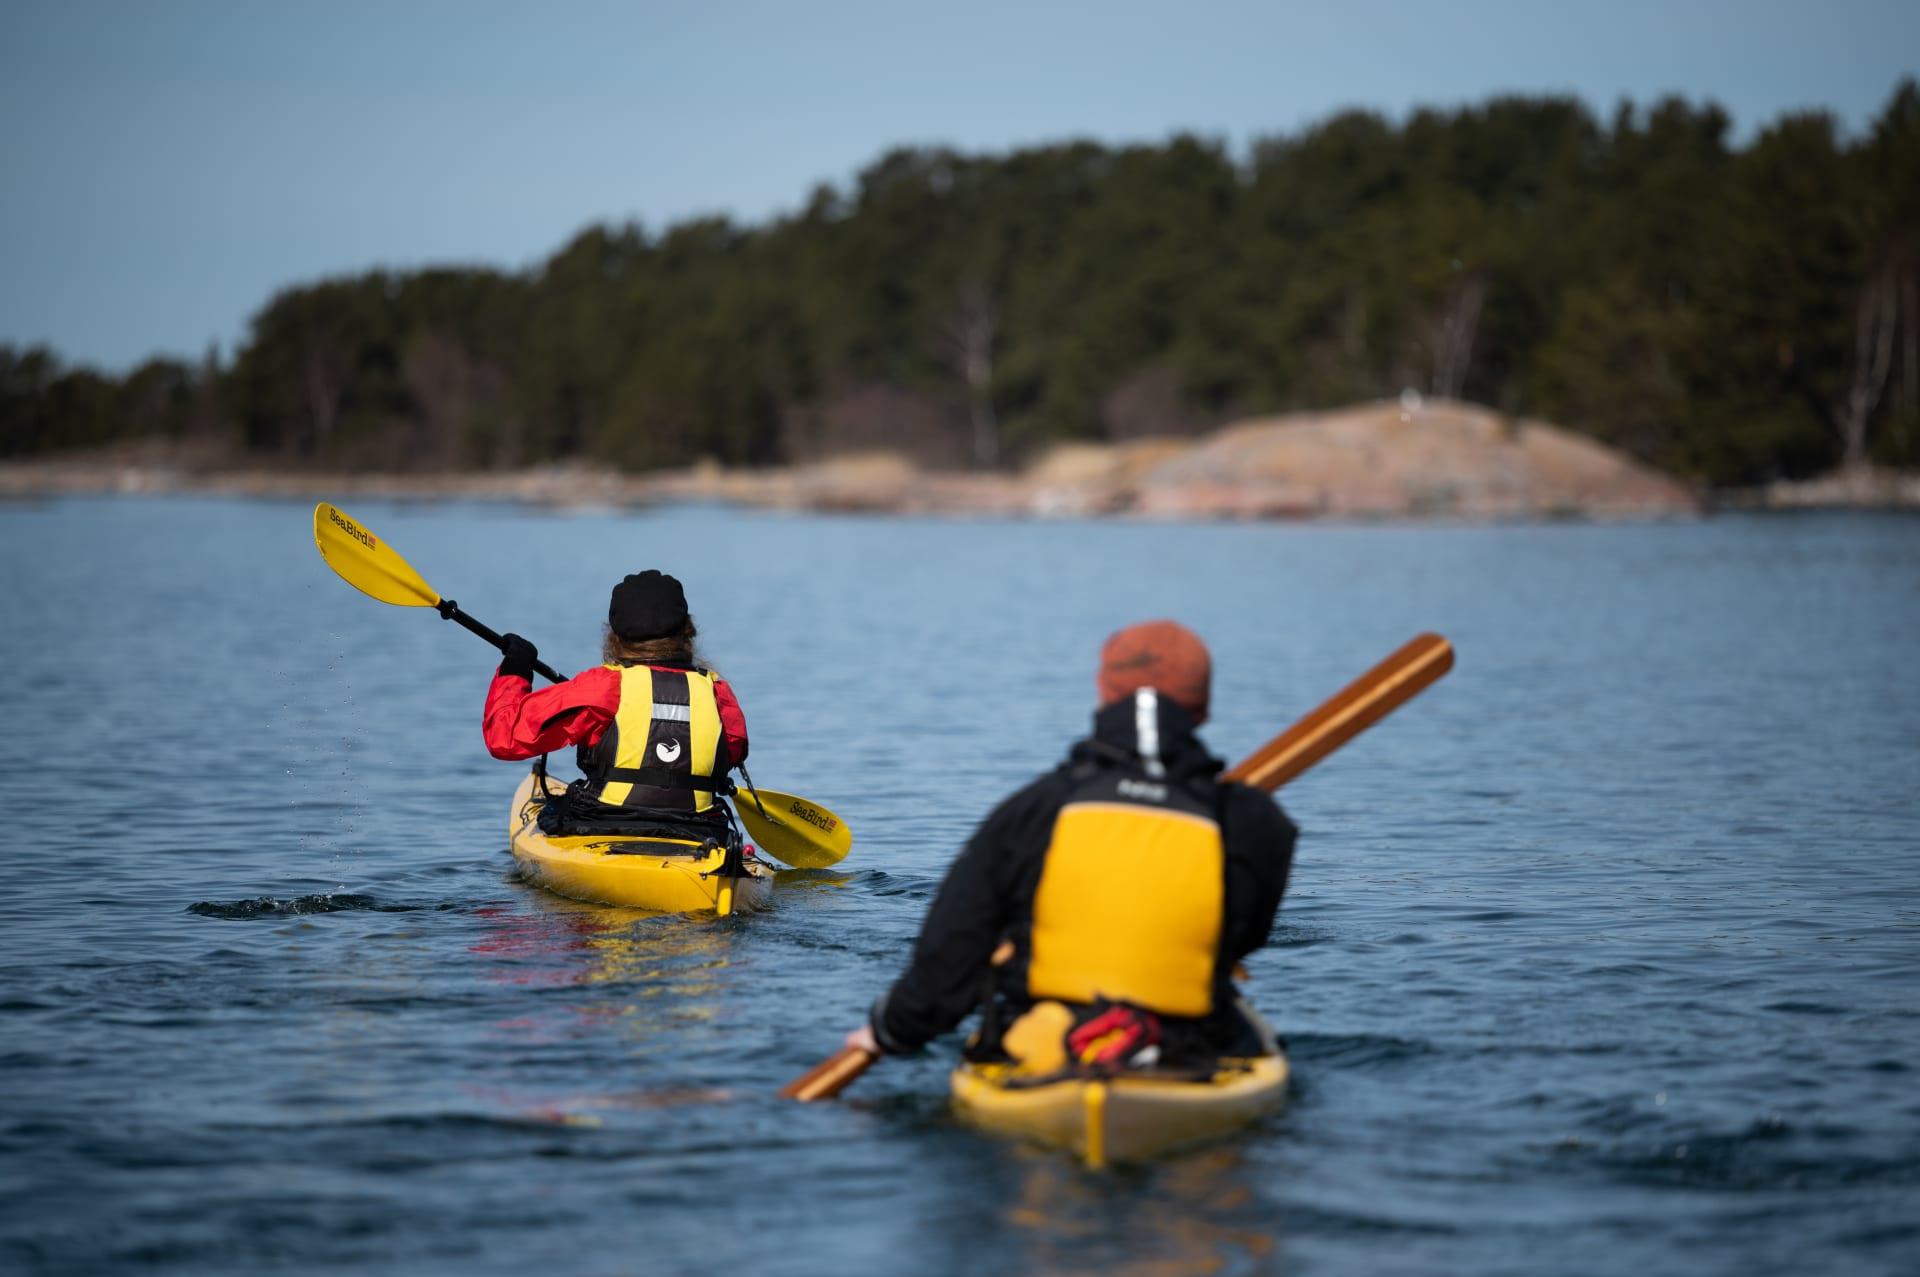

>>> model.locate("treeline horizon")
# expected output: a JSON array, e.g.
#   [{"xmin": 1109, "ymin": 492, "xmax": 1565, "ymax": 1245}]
[{"xmin": 4, "ymin": 82, "xmax": 1918, "ymax": 486}]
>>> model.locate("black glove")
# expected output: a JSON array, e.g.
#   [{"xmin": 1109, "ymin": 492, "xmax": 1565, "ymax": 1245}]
[{"xmin": 497, "ymin": 633, "xmax": 538, "ymax": 681}]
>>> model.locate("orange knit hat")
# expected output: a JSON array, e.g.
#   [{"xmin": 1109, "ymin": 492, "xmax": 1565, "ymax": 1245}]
[{"xmin": 1096, "ymin": 620, "xmax": 1212, "ymax": 719}]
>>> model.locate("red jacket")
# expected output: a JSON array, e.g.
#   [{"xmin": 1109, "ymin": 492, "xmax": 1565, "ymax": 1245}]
[{"xmin": 483, "ymin": 664, "xmax": 749, "ymax": 768}]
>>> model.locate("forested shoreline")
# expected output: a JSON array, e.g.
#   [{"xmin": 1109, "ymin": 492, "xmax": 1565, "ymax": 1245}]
[{"xmin": 4, "ymin": 83, "xmax": 1917, "ymax": 488}]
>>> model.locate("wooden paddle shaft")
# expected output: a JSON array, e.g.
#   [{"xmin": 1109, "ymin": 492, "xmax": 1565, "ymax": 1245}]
[
  {"xmin": 778, "ymin": 1046, "xmax": 877, "ymax": 1102},
  {"xmin": 1222, "ymin": 633, "xmax": 1453, "ymax": 793}
]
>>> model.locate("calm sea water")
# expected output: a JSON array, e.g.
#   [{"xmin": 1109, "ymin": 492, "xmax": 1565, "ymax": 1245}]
[{"xmin": 0, "ymin": 498, "xmax": 1915, "ymax": 1276}]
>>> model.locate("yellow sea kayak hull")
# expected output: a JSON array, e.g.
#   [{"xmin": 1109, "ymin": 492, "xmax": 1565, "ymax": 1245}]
[
  {"xmin": 950, "ymin": 1052, "xmax": 1289, "ymax": 1168},
  {"xmin": 507, "ymin": 770, "xmax": 774, "ymax": 917}
]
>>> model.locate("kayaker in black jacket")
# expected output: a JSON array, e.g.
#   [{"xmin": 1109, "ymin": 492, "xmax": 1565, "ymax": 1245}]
[{"xmin": 845, "ymin": 620, "xmax": 1297, "ymax": 1071}]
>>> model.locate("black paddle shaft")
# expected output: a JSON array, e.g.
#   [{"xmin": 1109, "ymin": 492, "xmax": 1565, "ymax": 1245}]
[{"xmin": 435, "ymin": 599, "xmax": 568, "ymax": 685}]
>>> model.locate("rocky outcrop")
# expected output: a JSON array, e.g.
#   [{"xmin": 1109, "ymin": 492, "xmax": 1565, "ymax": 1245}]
[
  {"xmin": 1721, "ymin": 466, "xmax": 1920, "ymax": 511},
  {"xmin": 0, "ymin": 398, "xmax": 1712, "ymax": 520},
  {"xmin": 1024, "ymin": 439, "xmax": 1195, "ymax": 516},
  {"xmin": 1124, "ymin": 399, "xmax": 1698, "ymax": 519}
]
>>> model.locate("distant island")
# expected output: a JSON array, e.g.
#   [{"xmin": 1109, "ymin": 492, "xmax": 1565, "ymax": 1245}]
[{"xmin": 5, "ymin": 84, "xmax": 1918, "ymax": 505}]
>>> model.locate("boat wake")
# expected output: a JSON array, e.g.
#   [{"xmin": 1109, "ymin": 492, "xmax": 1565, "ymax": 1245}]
[{"xmin": 185, "ymin": 893, "xmax": 446, "ymax": 920}]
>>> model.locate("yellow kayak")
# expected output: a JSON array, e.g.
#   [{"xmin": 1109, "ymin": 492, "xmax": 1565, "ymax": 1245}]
[
  {"xmin": 507, "ymin": 770, "xmax": 775, "ymax": 917},
  {"xmin": 950, "ymin": 1008, "xmax": 1288, "ymax": 1168}
]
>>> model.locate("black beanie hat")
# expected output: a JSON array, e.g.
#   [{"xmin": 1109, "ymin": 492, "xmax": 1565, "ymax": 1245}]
[{"xmin": 609, "ymin": 570, "xmax": 690, "ymax": 640}]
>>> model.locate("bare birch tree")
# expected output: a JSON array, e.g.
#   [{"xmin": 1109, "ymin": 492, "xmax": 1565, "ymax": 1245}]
[
  {"xmin": 1431, "ymin": 270, "xmax": 1487, "ymax": 401},
  {"xmin": 1836, "ymin": 260, "xmax": 1902, "ymax": 475},
  {"xmin": 940, "ymin": 278, "xmax": 1000, "ymax": 467},
  {"xmin": 301, "ymin": 337, "xmax": 343, "ymax": 459},
  {"xmin": 1901, "ymin": 263, "xmax": 1918, "ymax": 424}
]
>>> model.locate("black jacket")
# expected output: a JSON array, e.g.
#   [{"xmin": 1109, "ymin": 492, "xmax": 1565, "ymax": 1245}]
[{"xmin": 871, "ymin": 696, "xmax": 1297, "ymax": 1054}]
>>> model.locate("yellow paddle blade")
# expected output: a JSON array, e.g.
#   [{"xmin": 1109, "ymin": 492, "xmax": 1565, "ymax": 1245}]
[
  {"xmin": 734, "ymin": 787, "xmax": 853, "ymax": 869},
  {"xmin": 313, "ymin": 502, "xmax": 442, "ymax": 608}
]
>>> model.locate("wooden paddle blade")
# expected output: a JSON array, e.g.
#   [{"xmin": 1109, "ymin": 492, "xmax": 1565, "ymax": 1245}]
[
  {"xmin": 734, "ymin": 787, "xmax": 853, "ymax": 869},
  {"xmin": 779, "ymin": 1046, "xmax": 877, "ymax": 1102},
  {"xmin": 1223, "ymin": 633, "xmax": 1454, "ymax": 792},
  {"xmin": 313, "ymin": 502, "xmax": 441, "ymax": 608}
]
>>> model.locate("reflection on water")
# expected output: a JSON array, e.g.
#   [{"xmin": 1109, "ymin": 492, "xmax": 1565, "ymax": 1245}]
[
  {"xmin": 467, "ymin": 897, "xmax": 747, "ymax": 1122},
  {"xmin": 770, "ymin": 867, "xmax": 858, "ymax": 893},
  {"xmin": 1002, "ymin": 1146, "xmax": 1285, "ymax": 1276},
  {"xmin": 475, "ymin": 893, "xmax": 737, "ymax": 1014}
]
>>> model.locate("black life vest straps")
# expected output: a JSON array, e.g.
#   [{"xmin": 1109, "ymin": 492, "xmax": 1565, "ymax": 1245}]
[{"xmin": 597, "ymin": 766, "xmax": 734, "ymax": 793}]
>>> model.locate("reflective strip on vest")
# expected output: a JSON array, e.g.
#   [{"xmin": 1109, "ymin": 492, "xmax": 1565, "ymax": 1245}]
[
  {"xmin": 593, "ymin": 665, "xmax": 724, "ymax": 813},
  {"xmin": 1027, "ymin": 800, "xmax": 1225, "ymax": 1017}
]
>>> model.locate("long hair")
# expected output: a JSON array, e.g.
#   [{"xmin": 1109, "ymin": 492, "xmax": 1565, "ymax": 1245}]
[{"xmin": 601, "ymin": 618, "xmax": 703, "ymax": 668}]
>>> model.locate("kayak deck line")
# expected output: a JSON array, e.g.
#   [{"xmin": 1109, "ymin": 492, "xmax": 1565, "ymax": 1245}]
[
  {"xmin": 982, "ymin": 1060, "xmax": 1249, "ymax": 1091},
  {"xmin": 507, "ymin": 769, "xmax": 775, "ymax": 917},
  {"xmin": 1084, "ymin": 1081, "xmax": 1108, "ymax": 1169}
]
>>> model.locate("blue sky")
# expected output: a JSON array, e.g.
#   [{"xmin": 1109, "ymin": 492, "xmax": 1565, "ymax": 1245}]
[{"xmin": 3, "ymin": 0, "xmax": 1915, "ymax": 372}]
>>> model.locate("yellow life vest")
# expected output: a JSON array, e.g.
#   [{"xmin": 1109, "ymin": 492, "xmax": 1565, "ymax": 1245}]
[
  {"xmin": 585, "ymin": 664, "xmax": 725, "ymax": 814},
  {"xmin": 1026, "ymin": 782, "xmax": 1226, "ymax": 1018}
]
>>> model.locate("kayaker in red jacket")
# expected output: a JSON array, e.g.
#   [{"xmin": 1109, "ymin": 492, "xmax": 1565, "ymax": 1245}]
[
  {"xmin": 842, "ymin": 620, "xmax": 1296, "ymax": 1070},
  {"xmin": 483, "ymin": 570, "xmax": 747, "ymax": 832}
]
